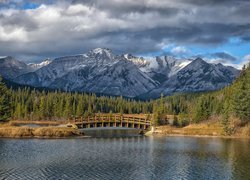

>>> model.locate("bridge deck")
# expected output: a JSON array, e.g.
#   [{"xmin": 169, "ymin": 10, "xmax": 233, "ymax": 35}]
[{"xmin": 71, "ymin": 114, "xmax": 152, "ymax": 130}]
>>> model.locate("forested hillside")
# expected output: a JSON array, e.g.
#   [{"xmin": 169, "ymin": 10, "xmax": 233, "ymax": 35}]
[
  {"xmin": 153, "ymin": 63, "xmax": 250, "ymax": 133},
  {"xmin": 0, "ymin": 63, "xmax": 249, "ymax": 134},
  {"xmin": 3, "ymin": 88, "xmax": 154, "ymax": 121}
]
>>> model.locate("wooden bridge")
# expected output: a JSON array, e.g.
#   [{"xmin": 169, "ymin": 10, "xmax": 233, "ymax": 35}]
[{"xmin": 71, "ymin": 114, "xmax": 152, "ymax": 130}]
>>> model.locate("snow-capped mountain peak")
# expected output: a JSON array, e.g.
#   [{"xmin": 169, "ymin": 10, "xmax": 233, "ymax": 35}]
[
  {"xmin": 123, "ymin": 54, "xmax": 150, "ymax": 68},
  {"xmin": 87, "ymin": 48, "xmax": 114, "ymax": 60},
  {"xmin": 39, "ymin": 59, "xmax": 52, "ymax": 66},
  {"xmin": 29, "ymin": 59, "xmax": 52, "ymax": 70},
  {"xmin": 127, "ymin": 55, "xmax": 192, "ymax": 78},
  {"xmin": 91, "ymin": 48, "xmax": 112, "ymax": 54},
  {"xmin": 0, "ymin": 48, "xmax": 240, "ymax": 99}
]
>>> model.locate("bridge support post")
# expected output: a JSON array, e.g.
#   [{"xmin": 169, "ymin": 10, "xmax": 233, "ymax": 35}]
[
  {"xmin": 108, "ymin": 115, "xmax": 111, "ymax": 127},
  {"xmin": 132, "ymin": 117, "xmax": 135, "ymax": 128},
  {"xmin": 102, "ymin": 115, "xmax": 104, "ymax": 127},
  {"xmin": 114, "ymin": 116, "xmax": 117, "ymax": 127}
]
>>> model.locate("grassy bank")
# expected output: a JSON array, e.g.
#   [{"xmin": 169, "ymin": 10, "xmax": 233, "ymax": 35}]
[
  {"xmin": 154, "ymin": 122, "xmax": 250, "ymax": 138},
  {"xmin": 9, "ymin": 120, "xmax": 66, "ymax": 126},
  {"xmin": 0, "ymin": 123, "xmax": 83, "ymax": 138},
  {"xmin": 1, "ymin": 120, "xmax": 249, "ymax": 138}
]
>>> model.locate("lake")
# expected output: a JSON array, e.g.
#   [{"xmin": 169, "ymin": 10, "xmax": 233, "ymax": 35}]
[{"xmin": 0, "ymin": 134, "xmax": 249, "ymax": 179}]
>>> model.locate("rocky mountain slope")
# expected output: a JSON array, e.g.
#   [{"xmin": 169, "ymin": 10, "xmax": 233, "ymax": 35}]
[
  {"xmin": 0, "ymin": 56, "xmax": 33, "ymax": 79},
  {"xmin": 14, "ymin": 48, "xmax": 157, "ymax": 97},
  {"xmin": 28, "ymin": 59, "xmax": 52, "ymax": 70},
  {"xmin": 0, "ymin": 48, "xmax": 240, "ymax": 98},
  {"xmin": 141, "ymin": 58, "xmax": 239, "ymax": 98}
]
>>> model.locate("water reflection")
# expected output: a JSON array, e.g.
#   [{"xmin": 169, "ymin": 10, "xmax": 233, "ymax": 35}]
[
  {"xmin": 0, "ymin": 136, "xmax": 249, "ymax": 180},
  {"xmin": 81, "ymin": 127, "xmax": 143, "ymax": 138}
]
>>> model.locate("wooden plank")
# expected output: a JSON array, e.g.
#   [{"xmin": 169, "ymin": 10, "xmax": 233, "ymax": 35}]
[{"xmin": 73, "ymin": 114, "xmax": 157, "ymax": 129}]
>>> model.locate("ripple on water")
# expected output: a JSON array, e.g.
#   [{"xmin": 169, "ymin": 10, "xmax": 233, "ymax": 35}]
[{"xmin": 0, "ymin": 136, "xmax": 249, "ymax": 180}]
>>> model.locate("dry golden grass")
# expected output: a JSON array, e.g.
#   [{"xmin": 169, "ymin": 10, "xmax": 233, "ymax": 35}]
[
  {"xmin": 155, "ymin": 122, "xmax": 225, "ymax": 136},
  {"xmin": 0, "ymin": 127, "xmax": 34, "ymax": 138},
  {"xmin": 0, "ymin": 124, "xmax": 82, "ymax": 138},
  {"xmin": 182, "ymin": 123, "xmax": 224, "ymax": 136},
  {"xmin": 33, "ymin": 127, "xmax": 80, "ymax": 137},
  {"xmin": 234, "ymin": 123, "xmax": 250, "ymax": 137},
  {"xmin": 241, "ymin": 125, "xmax": 250, "ymax": 137},
  {"xmin": 0, "ymin": 122, "xmax": 12, "ymax": 127},
  {"xmin": 155, "ymin": 119, "xmax": 250, "ymax": 138},
  {"xmin": 9, "ymin": 120, "xmax": 66, "ymax": 126}
]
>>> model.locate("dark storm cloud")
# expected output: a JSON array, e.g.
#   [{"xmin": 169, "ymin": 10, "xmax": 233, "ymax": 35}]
[
  {"xmin": 0, "ymin": 0, "xmax": 249, "ymax": 62},
  {"xmin": 181, "ymin": 0, "xmax": 250, "ymax": 6},
  {"xmin": 0, "ymin": 13, "xmax": 38, "ymax": 31},
  {"xmin": 212, "ymin": 52, "xmax": 237, "ymax": 62}
]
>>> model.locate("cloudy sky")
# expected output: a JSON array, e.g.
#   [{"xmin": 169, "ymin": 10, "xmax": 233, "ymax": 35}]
[{"xmin": 0, "ymin": 0, "xmax": 250, "ymax": 68}]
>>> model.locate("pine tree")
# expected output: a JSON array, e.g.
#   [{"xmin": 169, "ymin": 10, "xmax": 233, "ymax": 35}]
[
  {"xmin": 231, "ymin": 67, "xmax": 250, "ymax": 122},
  {"xmin": 14, "ymin": 103, "xmax": 22, "ymax": 120},
  {"xmin": 152, "ymin": 103, "xmax": 160, "ymax": 126},
  {"xmin": 64, "ymin": 96, "xmax": 72, "ymax": 119},
  {"xmin": 76, "ymin": 96, "xmax": 84, "ymax": 116},
  {"xmin": 0, "ymin": 77, "xmax": 12, "ymax": 121},
  {"xmin": 193, "ymin": 95, "xmax": 211, "ymax": 123},
  {"xmin": 39, "ymin": 97, "xmax": 47, "ymax": 120}
]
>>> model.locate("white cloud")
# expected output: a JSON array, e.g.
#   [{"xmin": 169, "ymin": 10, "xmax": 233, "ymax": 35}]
[
  {"xmin": 66, "ymin": 4, "xmax": 91, "ymax": 15},
  {"xmin": 243, "ymin": 54, "xmax": 250, "ymax": 62},
  {"xmin": 171, "ymin": 46, "xmax": 188, "ymax": 55},
  {"xmin": 0, "ymin": 0, "xmax": 250, "ymax": 61},
  {"xmin": 0, "ymin": 26, "xmax": 28, "ymax": 41},
  {"xmin": 206, "ymin": 58, "xmax": 239, "ymax": 69},
  {"xmin": 241, "ymin": 54, "xmax": 250, "ymax": 68},
  {"xmin": 206, "ymin": 55, "xmax": 250, "ymax": 70}
]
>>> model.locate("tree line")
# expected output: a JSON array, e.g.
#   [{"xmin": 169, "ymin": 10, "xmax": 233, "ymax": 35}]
[
  {"xmin": 153, "ymin": 63, "xmax": 250, "ymax": 132},
  {"xmin": 0, "ymin": 62, "xmax": 249, "ymax": 133},
  {"xmin": 5, "ymin": 88, "xmax": 155, "ymax": 121}
]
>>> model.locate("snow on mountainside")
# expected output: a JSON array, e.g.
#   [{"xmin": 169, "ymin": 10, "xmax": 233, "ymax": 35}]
[
  {"xmin": 0, "ymin": 48, "xmax": 240, "ymax": 99},
  {"xmin": 141, "ymin": 58, "xmax": 240, "ymax": 99},
  {"xmin": 123, "ymin": 54, "xmax": 150, "ymax": 68},
  {"xmin": 126, "ymin": 55, "xmax": 190, "ymax": 73},
  {"xmin": 50, "ymin": 59, "xmax": 157, "ymax": 97},
  {"xmin": 124, "ymin": 54, "xmax": 192, "ymax": 84},
  {"xmin": 14, "ymin": 48, "xmax": 158, "ymax": 97},
  {"xmin": 29, "ymin": 59, "xmax": 52, "ymax": 70},
  {"xmin": 0, "ymin": 56, "xmax": 33, "ymax": 79}
]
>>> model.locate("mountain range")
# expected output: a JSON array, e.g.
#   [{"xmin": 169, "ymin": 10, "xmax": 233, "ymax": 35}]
[{"xmin": 0, "ymin": 48, "xmax": 240, "ymax": 99}]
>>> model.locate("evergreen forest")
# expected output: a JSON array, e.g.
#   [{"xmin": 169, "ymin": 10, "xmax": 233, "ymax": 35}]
[{"xmin": 0, "ymin": 63, "xmax": 249, "ymax": 133}]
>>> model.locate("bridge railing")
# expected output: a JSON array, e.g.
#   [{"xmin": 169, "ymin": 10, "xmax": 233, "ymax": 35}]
[{"xmin": 71, "ymin": 114, "xmax": 152, "ymax": 125}]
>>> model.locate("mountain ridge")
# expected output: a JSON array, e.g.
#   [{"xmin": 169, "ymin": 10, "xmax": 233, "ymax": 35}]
[{"xmin": 0, "ymin": 48, "xmax": 240, "ymax": 99}]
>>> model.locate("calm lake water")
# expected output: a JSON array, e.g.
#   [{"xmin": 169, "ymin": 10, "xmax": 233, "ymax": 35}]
[{"xmin": 0, "ymin": 132, "xmax": 249, "ymax": 180}]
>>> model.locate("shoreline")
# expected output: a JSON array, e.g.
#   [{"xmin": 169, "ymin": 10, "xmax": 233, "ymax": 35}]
[
  {"xmin": 0, "ymin": 125, "xmax": 85, "ymax": 139},
  {"xmin": 0, "ymin": 121, "xmax": 249, "ymax": 139},
  {"xmin": 152, "ymin": 132, "xmax": 250, "ymax": 139},
  {"xmin": 153, "ymin": 123, "xmax": 250, "ymax": 138}
]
